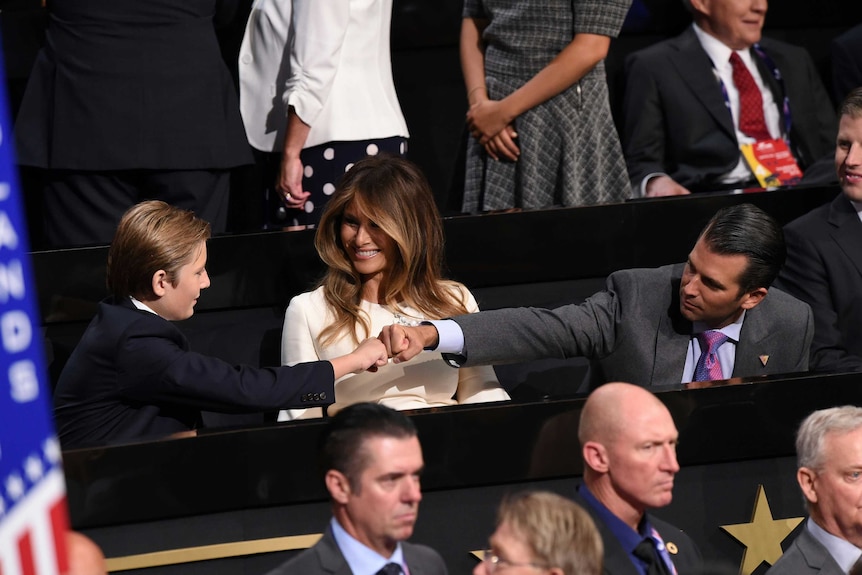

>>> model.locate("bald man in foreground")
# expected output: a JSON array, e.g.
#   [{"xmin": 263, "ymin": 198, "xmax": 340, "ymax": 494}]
[
  {"xmin": 574, "ymin": 383, "xmax": 702, "ymax": 574},
  {"xmin": 67, "ymin": 531, "xmax": 107, "ymax": 575}
]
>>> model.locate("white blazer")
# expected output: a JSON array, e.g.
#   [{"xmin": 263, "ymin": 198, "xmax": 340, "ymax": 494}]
[{"xmin": 238, "ymin": 0, "xmax": 409, "ymax": 153}]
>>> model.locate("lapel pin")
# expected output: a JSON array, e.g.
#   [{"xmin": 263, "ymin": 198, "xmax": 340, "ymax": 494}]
[
  {"xmin": 759, "ymin": 355, "xmax": 769, "ymax": 367},
  {"xmin": 666, "ymin": 542, "xmax": 678, "ymax": 555}
]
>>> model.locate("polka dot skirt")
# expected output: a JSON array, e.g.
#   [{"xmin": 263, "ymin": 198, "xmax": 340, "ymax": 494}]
[{"xmin": 284, "ymin": 136, "xmax": 408, "ymax": 228}]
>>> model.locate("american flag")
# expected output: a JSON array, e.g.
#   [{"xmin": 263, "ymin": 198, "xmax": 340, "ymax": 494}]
[{"xmin": 0, "ymin": 43, "xmax": 70, "ymax": 574}]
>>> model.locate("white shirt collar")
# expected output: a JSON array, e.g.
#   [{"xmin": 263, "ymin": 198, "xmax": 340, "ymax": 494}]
[
  {"xmin": 692, "ymin": 309, "xmax": 745, "ymax": 343},
  {"xmin": 807, "ymin": 517, "xmax": 862, "ymax": 572},
  {"xmin": 692, "ymin": 22, "xmax": 756, "ymax": 72},
  {"xmin": 130, "ymin": 296, "xmax": 158, "ymax": 316},
  {"xmin": 849, "ymin": 199, "xmax": 862, "ymax": 224}
]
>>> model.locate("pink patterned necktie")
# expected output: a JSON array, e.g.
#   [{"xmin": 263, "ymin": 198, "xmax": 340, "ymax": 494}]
[
  {"xmin": 693, "ymin": 330, "xmax": 729, "ymax": 382},
  {"xmin": 729, "ymin": 52, "xmax": 771, "ymax": 141}
]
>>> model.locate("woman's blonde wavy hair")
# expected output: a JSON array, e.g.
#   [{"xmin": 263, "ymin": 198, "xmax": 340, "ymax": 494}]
[{"xmin": 314, "ymin": 155, "xmax": 468, "ymax": 346}]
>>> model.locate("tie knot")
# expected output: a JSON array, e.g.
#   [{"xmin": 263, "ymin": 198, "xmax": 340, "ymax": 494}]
[
  {"xmin": 697, "ymin": 330, "xmax": 728, "ymax": 354},
  {"xmin": 377, "ymin": 563, "xmax": 402, "ymax": 575},
  {"xmin": 729, "ymin": 51, "xmax": 744, "ymax": 67},
  {"xmin": 633, "ymin": 537, "xmax": 672, "ymax": 575},
  {"xmin": 633, "ymin": 538, "xmax": 657, "ymax": 562}
]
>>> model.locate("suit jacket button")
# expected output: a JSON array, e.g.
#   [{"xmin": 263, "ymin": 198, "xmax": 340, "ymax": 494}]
[{"xmin": 320, "ymin": 392, "xmax": 326, "ymax": 400}]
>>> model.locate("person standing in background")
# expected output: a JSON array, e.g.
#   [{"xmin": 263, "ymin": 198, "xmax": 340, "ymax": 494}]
[
  {"xmin": 460, "ymin": 0, "xmax": 632, "ymax": 213},
  {"xmin": 239, "ymin": 0, "xmax": 409, "ymax": 230},
  {"xmin": 14, "ymin": 0, "xmax": 251, "ymax": 248}
]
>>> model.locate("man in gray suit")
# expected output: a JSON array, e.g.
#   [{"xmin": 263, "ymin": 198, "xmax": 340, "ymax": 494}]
[
  {"xmin": 380, "ymin": 203, "xmax": 813, "ymax": 390},
  {"xmin": 265, "ymin": 403, "xmax": 447, "ymax": 575},
  {"xmin": 767, "ymin": 406, "xmax": 862, "ymax": 574}
]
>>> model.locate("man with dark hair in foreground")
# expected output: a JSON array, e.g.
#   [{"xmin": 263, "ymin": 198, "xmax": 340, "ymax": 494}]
[{"xmin": 265, "ymin": 402, "xmax": 447, "ymax": 575}]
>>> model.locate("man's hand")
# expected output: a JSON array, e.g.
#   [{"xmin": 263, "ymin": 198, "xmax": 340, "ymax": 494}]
[
  {"xmin": 645, "ymin": 175, "xmax": 691, "ymax": 197},
  {"xmin": 378, "ymin": 324, "xmax": 439, "ymax": 364}
]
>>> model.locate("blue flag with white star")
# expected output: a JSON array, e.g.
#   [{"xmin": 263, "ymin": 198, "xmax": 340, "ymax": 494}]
[{"xmin": 0, "ymin": 41, "xmax": 69, "ymax": 575}]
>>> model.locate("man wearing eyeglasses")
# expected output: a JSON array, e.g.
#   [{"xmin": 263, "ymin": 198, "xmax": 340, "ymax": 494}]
[
  {"xmin": 264, "ymin": 403, "xmax": 447, "ymax": 575},
  {"xmin": 573, "ymin": 383, "xmax": 703, "ymax": 574}
]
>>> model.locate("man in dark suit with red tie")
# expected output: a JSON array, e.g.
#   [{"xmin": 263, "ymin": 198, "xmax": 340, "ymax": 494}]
[
  {"xmin": 774, "ymin": 88, "xmax": 862, "ymax": 373},
  {"xmin": 264, "ymin": 403, "xmax": 447, "ymax": 575},
  {"xmin": 622, "ymin": 0, "xmax": 836, "ymax": 197}
]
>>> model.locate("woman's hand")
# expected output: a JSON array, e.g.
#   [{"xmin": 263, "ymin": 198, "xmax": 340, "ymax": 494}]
[
  {"xmin": 277, "ymin": 154, "xmax": 311, "ymax": 210},
  {"xmin": 467, "ymin": 99, "xmax": 513, "ymax": 144},
  {"xmin": 484, "ymin": 125, "xmax": 519, "ymax": 162}
]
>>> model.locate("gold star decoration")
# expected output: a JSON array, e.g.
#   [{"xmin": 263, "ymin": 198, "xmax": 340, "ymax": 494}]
[{"xmin": 721, "ymin": 485, "xmax": 804, "ymax": 575}]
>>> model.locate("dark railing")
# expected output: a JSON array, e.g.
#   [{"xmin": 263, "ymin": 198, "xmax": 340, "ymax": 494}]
[{"xmin": 64, "ymin": 373, "xmax": 862, "ymax": 575}]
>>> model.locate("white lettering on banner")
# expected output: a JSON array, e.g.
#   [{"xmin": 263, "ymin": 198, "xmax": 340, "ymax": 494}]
[
  {"xmin": 1, "ymin": 310, "xmax": 31, "ymax": 353},
  {"xmin": 0, "ymin": 211, "xmax": 17, "ymax": 250},
  {"xmin": 9, "ymin": 360, "xmax": 38, "ymax": 403},
  {"xmin": 0, "ymin": 260, "xmax": 24, "ymax": 303}
]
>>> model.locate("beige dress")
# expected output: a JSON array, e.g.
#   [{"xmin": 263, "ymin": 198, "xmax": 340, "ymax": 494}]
[{"xmin": 279, "ymin": 284, "xmax": 509, "ymax": 419}]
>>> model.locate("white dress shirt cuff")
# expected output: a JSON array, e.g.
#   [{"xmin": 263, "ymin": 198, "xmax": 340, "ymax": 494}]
[
  {"xmin": 425, "ymin": 319, "xmax": 465, "ymax": 354},
  {"xmin": 640, "ymin": 172, "xmax": 670, "ymax": 197}
]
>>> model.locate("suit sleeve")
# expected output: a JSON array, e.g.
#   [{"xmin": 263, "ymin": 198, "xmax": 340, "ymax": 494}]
[
  {"xmin": 454, "ymin": 289, "xmax": 511, "ymax": 403},
  {"xmin": 621, "ymin": 51, "xmax": 669, "ymax": 194},
  {"xmin": 116, "ymin": 322, "xmax": 335, "ymax": 412},
  {"xmin": 452, "ymin": 281, "xmax": 620, "ymax": 367},
  {"xmin": 778, "ymin": 227, "xmax": 862, "ymax": 372}
]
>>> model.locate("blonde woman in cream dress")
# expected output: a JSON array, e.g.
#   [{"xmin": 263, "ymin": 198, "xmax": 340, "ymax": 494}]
[{"xmin": 280, "ymin": 156, "xmax": 509, "ymax": 419}]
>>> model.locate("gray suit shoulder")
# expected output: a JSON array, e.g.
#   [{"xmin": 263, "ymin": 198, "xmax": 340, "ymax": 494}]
[
  {"xmin": 263, "ymin": 545, "xmax": 323, "ymax": 575},
  {"xmin": 605, "ymin": 264, "xmax": 681, "ymax": 298},
  {"xmin": 608, "ymin": 264, "xmax": 680, "ymax": 283},
  {"xmin": 766, "ymin": 525, "xmax": 843, "ymax": 575},
  {"xmin": 264, "ymin": 540, "xmax": 448, "ymax": 575},
  {"xmin": 404, "ymin": 541, "xmax": 449, "ymax": 575},
  {"xmin": 763, "ymin": 286, "xmax": 812, "ymax": 320}
]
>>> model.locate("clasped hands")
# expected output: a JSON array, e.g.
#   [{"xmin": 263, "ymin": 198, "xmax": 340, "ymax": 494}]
[{"xmin": 467, "ymin": 99, "xmax": 520, "ymax": 162}]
